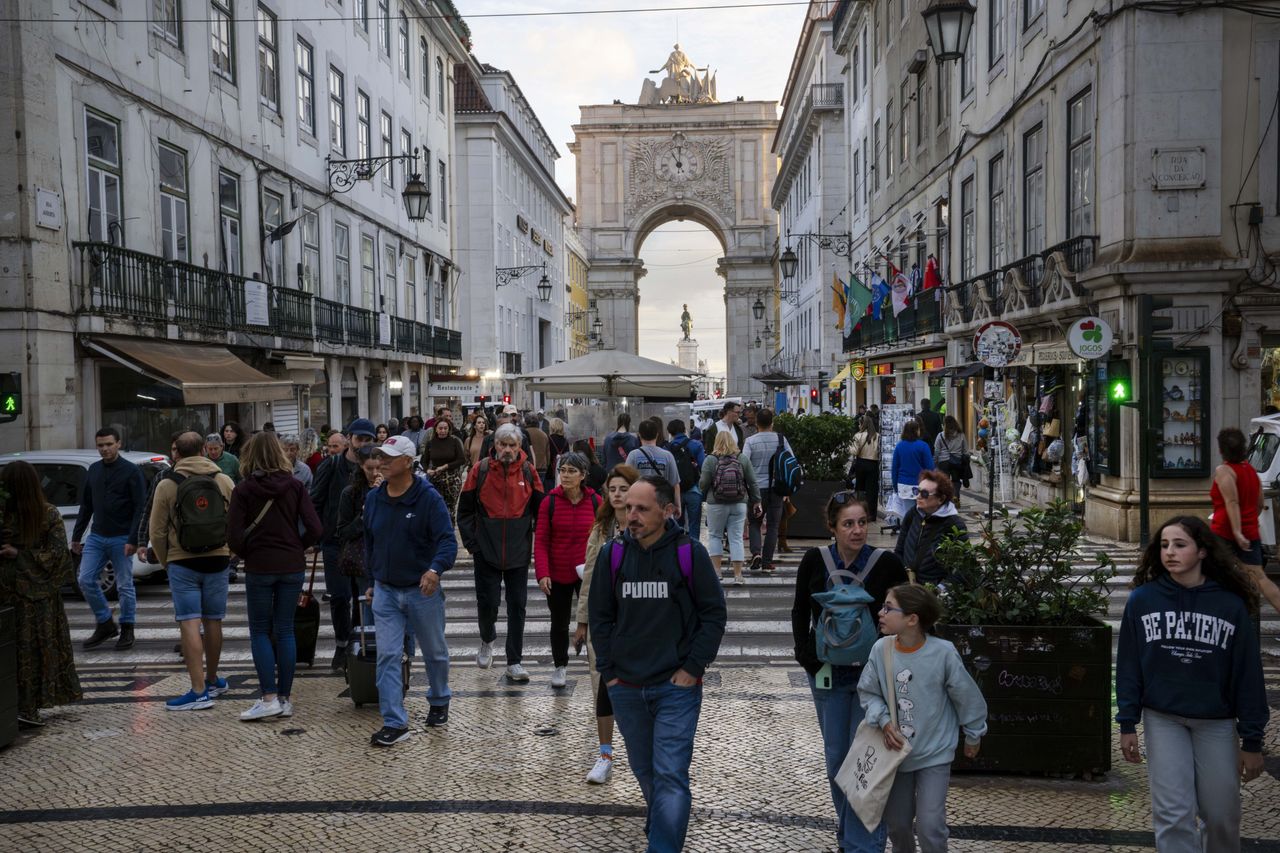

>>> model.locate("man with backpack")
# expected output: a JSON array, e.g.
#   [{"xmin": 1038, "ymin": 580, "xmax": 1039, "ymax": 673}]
[
  {"xmin": 149, "ymin": 431, "xmax": 236, "ymax": 711},
  {"xmin": 667, "ymin": 419, "xmax": 706, "ymax": 538},
  {"xmin": 457, "ymin": 423, "xmax": 544, "ymax": 682},
  {"xmin": 742, "ymin": 409, "xmax": 795, "ymax": 574},
  {"xmin": 625, "ymin": 420, "xmax": 682, "ymax": 516},
  {"xmin": 600, "ymin": 413, "xmax": 639, "ymax": 473},
  {"xmin": 589, "ymin": 477, "xmax": 726, "ymax": 853}
]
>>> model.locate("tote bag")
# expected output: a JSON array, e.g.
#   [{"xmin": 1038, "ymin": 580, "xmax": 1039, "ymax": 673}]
[{"xmin": 835, "ymin": 639, "xmax": 912, "ymax": 829}]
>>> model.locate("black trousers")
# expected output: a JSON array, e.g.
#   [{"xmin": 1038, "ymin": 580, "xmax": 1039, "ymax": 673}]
[
  {"xmin": 852, "ymin": 459, "xmax": 880, "ymax": 521},
  {"xmin": 546, "ymin": 579, "xmax": 581, "ymax": 668},
  {"xmin": 474, "ymin": 556, "xmax": 528, "ymax": 665}
]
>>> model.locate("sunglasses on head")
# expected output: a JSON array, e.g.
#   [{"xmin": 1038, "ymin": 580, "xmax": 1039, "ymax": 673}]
[{"xmin": 831, "ymin": 490, "xmax": 861, "ymax": 506}]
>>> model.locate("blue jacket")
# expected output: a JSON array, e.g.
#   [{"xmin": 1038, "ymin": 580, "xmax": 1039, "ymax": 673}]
[
  {"xmin": 890, "ymin": 438, "xmax": 935, "ymax": 487},
  {"xmin": 363, "ymin": 475, "xmax": 457, "ymax": 587},
  {"xmin": 1116, "ymin": 574, "xmax": 1268, "ymax": 752},
  {"xmin": 72, "ymin": 457, "xmax": 146, "ymax": 545}
]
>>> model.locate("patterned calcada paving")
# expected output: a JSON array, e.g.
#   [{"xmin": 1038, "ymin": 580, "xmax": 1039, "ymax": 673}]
[{"xmin": 2, "ymin": 661, "xmax": 1279, "ymax": 852}]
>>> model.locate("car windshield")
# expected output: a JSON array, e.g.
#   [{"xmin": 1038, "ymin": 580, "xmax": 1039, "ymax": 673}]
[{"xmin": 1249, "ymin": 431, "xmax": 1279, "ymax": 476}]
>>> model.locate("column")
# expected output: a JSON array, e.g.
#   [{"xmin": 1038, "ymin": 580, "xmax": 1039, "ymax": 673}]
[
  {"xmin": 720, "ymin": 256, "xmax": 775, "ymax": 399},
  {"xmin": 586, "ymin": 259, "xmax": 643, "ymax": 353}
]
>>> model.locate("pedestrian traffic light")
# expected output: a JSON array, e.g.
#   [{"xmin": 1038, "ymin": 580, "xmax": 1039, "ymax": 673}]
[
  {"xmin": 1107, "ymin": 361, "xmax": 1135, "ymax": 407},
  {"xmin": 1141, "ymin": 295, "xmax": 1175, "ymax": 340},
  {"xmin": 0, "ymin": 372, "xmax": 20, "ymax": 424},
  {"xmin": 810, "ymin": 387, "xmax": 819, "ymax": 402},
  {"xmin": 503, "ymin": 394, "xmax": 511, "ymax": 405},
  {"xmin": 475, "ymin": 394, "xmax": 489, "ymax": 404}
]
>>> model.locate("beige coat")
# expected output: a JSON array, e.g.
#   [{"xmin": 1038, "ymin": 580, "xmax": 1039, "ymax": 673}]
[{"xmin": 149, "ymin": 455, "xmax": 235, "ymax": 566}]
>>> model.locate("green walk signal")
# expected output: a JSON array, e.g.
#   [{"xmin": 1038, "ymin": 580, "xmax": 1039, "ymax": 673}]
[
  {"xmin": 0, "ymin": 372, "xmax": 19, "ymax": 422},
  {"xmin": 1109, "ymin": 378, "xmax": 1130, "ymax": 403}
]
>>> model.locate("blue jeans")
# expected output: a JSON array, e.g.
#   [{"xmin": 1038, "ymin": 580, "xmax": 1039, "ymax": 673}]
[
  {"xmin": 78, "ymin": 532, "xmax": 136, "ymax": 624},
  {"xmin": 321, "ymin": 540, "xmax": 352, "ymax": 646},
  {"xmin": 167, "ymin": 563, "xmax": 230, "ymax": 622},
  {"xmin": 809, "ymin": 671, "xmax": 887, "ymax": 853},
  {"xmin": 681, "ymin": 488, "xmax": 703, "ymax": 540},
  {"xmin": 245, "ymin": 571, "xmax": 305, "ymax": 698},
  {"xmin": 704, "ymin": 501, "xmax": 747, "ymax": 561},
  {"xmin": 608, "ymin": 680, "xmax": 703, "ymax": 853},
  {"xmin": 372, "ymin": 580, "xmax": 451, "ymax": 729}
]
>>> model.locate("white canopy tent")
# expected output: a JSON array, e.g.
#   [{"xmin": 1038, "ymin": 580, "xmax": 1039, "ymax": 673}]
[{"xmin": 518, "ymin": 349, "xmax": 702, "ymax": 401}]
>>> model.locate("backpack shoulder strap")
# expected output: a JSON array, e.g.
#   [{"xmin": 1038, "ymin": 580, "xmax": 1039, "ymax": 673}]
[
  {"xmin": 609, "ymin": 539, "xmax": 625, "ymax": 586},
  {"xmin": 545, "ymin": 491, "xmax": 556, "ymax": 526},
  {"xmin": 854, "ymin": 547, "xmax": 887, "ymax": 584},
  {"xmin": 589, "ymin": 493, "xmax": 601, "ymax": 513},
  {"xmin": 818, "ymin": 545, "xmax": 841, "ymax": 582},
  {"xmin": 677, "ymin": 536, "xmax": 694, "ymax": 601}
]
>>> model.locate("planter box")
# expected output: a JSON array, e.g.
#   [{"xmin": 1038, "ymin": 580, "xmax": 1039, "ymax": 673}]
[
  {"xmin": 786, "ymin": 479, "xmax": 844, "ymax": 540},
  {"xmin": 936, "ymin": 621, "xmax": 1112, "ymax": 776}
]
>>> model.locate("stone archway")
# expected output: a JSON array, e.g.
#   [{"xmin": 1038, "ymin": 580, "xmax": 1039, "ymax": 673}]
[{"xmin": 569, "ymin": 61, "xmax": 778, "ymax": 397}]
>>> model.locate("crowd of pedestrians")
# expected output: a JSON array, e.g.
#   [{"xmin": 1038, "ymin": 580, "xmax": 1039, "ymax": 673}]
[{"xmin": 12, "ymin": 398, "xmax": 1273, "ymax": 853}]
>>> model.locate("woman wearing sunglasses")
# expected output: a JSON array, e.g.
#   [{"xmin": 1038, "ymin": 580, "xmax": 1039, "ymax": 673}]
[{"xmin": 894, "ymin": 470, "xmax": 967, "ymax": 586}]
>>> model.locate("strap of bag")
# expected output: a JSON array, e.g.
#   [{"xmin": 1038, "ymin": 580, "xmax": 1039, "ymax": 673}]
[
  {"xmin": 884, "ymin": 639, "xmax": 898, "ymax": 730},
  {"xmin": 819, "ymin": 545, "xmax": 885, "ymax": 586},
  {"xmin": 307, "ymin": 549, "xmax": 318, "ymax": 595},
  {"xmin": 243, "ymin": 498, "xmax": 276, "ymax": 540}
]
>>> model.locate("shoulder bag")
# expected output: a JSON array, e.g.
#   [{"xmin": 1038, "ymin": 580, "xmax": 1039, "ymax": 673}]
[{"xmin": 835, "ymin": 638, "xmax": 913, "ymax": 827}]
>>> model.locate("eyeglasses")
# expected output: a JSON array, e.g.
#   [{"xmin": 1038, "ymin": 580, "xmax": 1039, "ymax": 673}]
[
  {"xmin": 916, "ymin": 489, "xmax": 936, "ymax": 499},
  {"xmin": 879, "ymin": 605, "xmax": 904, "ymax": 614}
]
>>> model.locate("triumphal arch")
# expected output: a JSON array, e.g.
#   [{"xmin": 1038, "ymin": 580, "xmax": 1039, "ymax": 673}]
[{"xmin": 568, "ymin": 46, "xmax": 779, "ymax": 396}]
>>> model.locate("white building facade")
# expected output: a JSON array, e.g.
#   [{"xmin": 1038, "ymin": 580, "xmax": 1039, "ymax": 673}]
[{"xmin": 0, "ymin": 0, "xmax": 470, "ymax": 453}]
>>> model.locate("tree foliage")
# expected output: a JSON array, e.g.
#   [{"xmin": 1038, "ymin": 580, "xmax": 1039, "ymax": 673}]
[{"xmin": 775, "ymin": 412, "xmax": 859, "ymax": 481}]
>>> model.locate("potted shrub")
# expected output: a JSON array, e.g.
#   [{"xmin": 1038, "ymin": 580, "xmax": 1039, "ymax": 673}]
[
  {"xmin": 774, "ymin": 412, "xmax": 857, "ymax": 539},
  {"xmin": 932, "ymin": 501, "xmax": 1118, "ymax": 777}
]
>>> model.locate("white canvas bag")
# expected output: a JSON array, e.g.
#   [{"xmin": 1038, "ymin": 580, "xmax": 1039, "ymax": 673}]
[{"xmin": 835, "ymin": 638, "xmax": 913, "ymax": 829}]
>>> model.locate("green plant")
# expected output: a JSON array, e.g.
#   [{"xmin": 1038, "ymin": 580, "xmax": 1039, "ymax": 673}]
[
  {"xmin": 775, "ymin": 412, "xmax": 859, "ymax": 481},
  {"xmin": 934, "ymin": 501, "xmax": 1117, "ymax": 626}
]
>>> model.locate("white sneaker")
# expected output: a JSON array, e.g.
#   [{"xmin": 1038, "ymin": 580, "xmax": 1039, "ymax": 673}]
[
  {"xmin": 586, "ymin": 754, "xmax": 613, "ymax": 784},
  {"xmin": 551, "ymin": 666, "xmax": 567, "ymax": 688},
  {"xmin": 477, "ymin": 641, "xmax": 493, "ymax": 669},
  {"xmin": 506, "ymin": 663, "xmax": 530, "ymax": 683},
  {"xmin": 239, "ymin": 698, "xmax": 283, "ymax": 721},
  {"xmin": 278, "ymin": 699, "xmax": 293, "ymax": 718}
]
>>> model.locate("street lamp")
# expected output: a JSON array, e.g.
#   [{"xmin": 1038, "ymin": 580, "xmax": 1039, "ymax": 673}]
[
  {"xmin": 495, "ymin": 261, "xmax": 552, "ymax": 303},
  {"xmin": 779, "ymin": 232, "xmax": 854, "ymax": 281},
  {"xmin": 400, "ymin": 172, "xmax": 431, "ymax": 221},
  {"xmin": 922, "ymin": 0, "xmax": 976, "ymax": 62},
  {"xmin": 327, "ymin": 147, "xmax": 431, "ymax": 222},
  {"xmin": 752, "ymin": 296, "xmax": 766, "ymax": 321},
  {"xmin": 536, "ymin": 271, "xmax": 552, "ymax": 303},
  {"xmin": 779, "ymin": 247, "xmax": 799, "ymax": 281}
]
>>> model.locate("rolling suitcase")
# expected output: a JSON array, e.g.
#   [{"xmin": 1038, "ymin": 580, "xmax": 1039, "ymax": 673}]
[
  {"xmin": 345, "ymin": 594, "xmax": 409, "ymax": 707},
  {"xmin": 294, "ymin": 553, "xmax": 321, "ymax": 667}
]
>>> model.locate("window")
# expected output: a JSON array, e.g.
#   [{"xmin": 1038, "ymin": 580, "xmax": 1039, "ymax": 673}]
[
  {"xmin": 296, "ymin": 38, "xmax": 315, "ymax": 136},
  {"xmin": 436, "ymin": 57, "xmax": 445, "ymax": 111},
  {"xmin": 405, "ymin": 255, "xmax": 417, "ymax": 321},
  {"xmin": 853, "ymin": 150, "xmax": 861, "ymax": 215},
  {"xmin": 990, "ymin": 0, "xmax": 1005, "ymax": 67},
  {"xmin": 433, "ymin": 264, "xmax": 444, "ymax": 322},
  {"xmin": 861, "ymin": 26, "xmax": 867, "ymax": 87},
  {"xmin": 328, "ymin": 66, "xmax": 345, "ymax": 154},
  {"xmin": 885, "ymin": 101, "xmax": 894, "ymax": 179},
  {"xmin": 900, "ymin": 81, "xmax": 909, "ymax": 162},
  {"xmin": 85, "ymin": 110, "xmax": 122, "ymax": 244},
  {"xmin": 989, "ymin": 154, "xmax": 1006, "ymax": 269},
  {"xmin": 1023, "ymin": 124, "xmax": 1045, "ymax": 254},
  {"xmin": 960, "ymin": 176, "xmax": 976, "ymax": 279},
  {"xmin": 400, "ymin": 129, "xmax": 412, "ymax": 184},
  {"xmin": 1024, "ymin": 0, "xmax": 1045, "ymax": 28},
  {"xmin": 210, "ymin": 0, "xmax": 233, "ymax": 81},
  {"xmin": 257, "ymin": 6, "xmax": 278, "ymax": 111},
  {"xmin": 356, "ymin": 90, "xmax": 370, "ymax": 160},
  {"xmin": 360, "ymin": 234, "xmax": 376, "ymax": 309},
  {"xmin": 936, "ymin": 60, "xmax": 949, "ymax": 126},
  {"xmin": 152, "ymin": 0, "xmax": 182, "ymax": 47},
  {"xmin": 438, "ymin": 159, "xmax": 447, "ymax": 222},
  {"xmin": 1068, "ymin": 88, "xmax": 1095, "ymax": 238},
  {"xmin": 301, "ymin": 208, "xmax": 319, "ymax": 293},
  {"xmin": 383, "ymin": 245, "xmax": 397, "ymax": 314},
  {"xmin": 873, "ymin": 2, "xmax": 880, "ymax": 63},
  {"xmin": 218, "ymin": 170, "xmax": 241, "ymax": 275},
  {"xmin": 423, "ymin": 146, "xmax": 433, "ymax": 214},
  {"xmin": 262, "ymin": 189, "xmax": 284, "ymax": 285},
  {"xmin": 380, "ymin": 111, "xmax": 393, "ymax": 187},
  {"xmin": 851, "ymin": 46, "xmax": 859, "ymax": 94},
  {"xmin": 861, "ymin": 137, "xmax": 868, "ymax": 205},
  {"xmin": 355, "ymin": 0, "xmax": 367, "ymax": 31},
  {"xmin": 157, "ymin": 142, "xmax": 189, "ymax": 265},
  {"xmin": 334, "ymin": 222, "xmax": 351, "ymax": 303},
  {"xmin": 961, "ymin": 27, "xmax": 975, "ymax": 98},
  {"xmin": 377, "ymin": 0, "xmax": 390, "ymax": 56},
  {"xmin": 873, "ymin": 119, "xmax": 881, "ymax": 190},
  {"xmin": 420, "ymin": 37, "xmax": 430, "ymax": 96},
  {"xmin": 915, "ymin": 74, "xmax": 926, "ymax": 149},
  {"xmin": 398, "ymin": 12, "xmax": 410, "ymax": 77}
]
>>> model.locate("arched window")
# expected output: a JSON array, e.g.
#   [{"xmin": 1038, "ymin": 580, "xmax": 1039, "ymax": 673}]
[
  {"xmin": 398, "ymin": 12, "xmax": 409, "ymax": 77},
  {"xmin": 420, "ymin": 37, "xmax": 430, "ymax": 96},
  {"xmin": 435, "ymin": 57, "xmax": 445, "ymax": 112}
]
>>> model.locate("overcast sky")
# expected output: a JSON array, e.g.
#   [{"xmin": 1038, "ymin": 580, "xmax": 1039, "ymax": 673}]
[{"xmin": 466, "ymin": 0, "xmax": 805, "ymax": 375}]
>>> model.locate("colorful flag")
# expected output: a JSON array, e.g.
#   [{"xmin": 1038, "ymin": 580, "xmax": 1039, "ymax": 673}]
[
  {"xmin": 845, "ymin": 274, "xmax": 873, "ymax": 337},
  {"xmin": 923, "ymin": 255, "xmax": 943, "ymax": 290},
  {"xmin": 831, "ymin": 270, "xmax": 847, "ymax": 331},
  {"xmin": 870, "ymin": 273, "xmax": 890, "ymax": 321},
  {"xmin": 891, "ymin": 269, "xmax": 913, "ymax": 317}
]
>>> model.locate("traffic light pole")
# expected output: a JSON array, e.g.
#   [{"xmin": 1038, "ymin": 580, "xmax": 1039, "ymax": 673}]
[{"xmin": 1136, "ymin": 294, "xmax": 1173, "ymax": 547}]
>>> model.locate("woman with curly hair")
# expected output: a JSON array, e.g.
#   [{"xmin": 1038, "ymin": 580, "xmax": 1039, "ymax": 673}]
[
  {"xmin": 1116, "ymin": 515, "xmax": 1267, "ymax": 853},
  {"xmin": 422, "ymin": 417, "xmax": 469, "ymax": 524}
]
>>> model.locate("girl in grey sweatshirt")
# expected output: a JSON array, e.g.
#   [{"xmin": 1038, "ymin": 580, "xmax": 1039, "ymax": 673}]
[{"xmin": 858, "ymin": 584, "xmax": 988, "ymax": 852}]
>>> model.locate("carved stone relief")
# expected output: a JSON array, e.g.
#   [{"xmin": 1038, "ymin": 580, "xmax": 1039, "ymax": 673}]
[{"xmin": 626, "ymin": 132, "xmax": 733, "ymax": 220}]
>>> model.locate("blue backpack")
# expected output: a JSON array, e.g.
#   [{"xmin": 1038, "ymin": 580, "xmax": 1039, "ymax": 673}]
[
  {"xmin": 769, "ymin": 433, "xmax": 804, "ymax": 497},
  {"xmin": 811, "ymin": 545, "xmax": 884, "ymax": 666}
]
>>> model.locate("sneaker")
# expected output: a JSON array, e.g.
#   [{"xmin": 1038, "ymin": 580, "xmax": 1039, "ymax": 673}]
[
  {"xmin": 370, "ymin": 726, "xmax": 411, "ymax": 747},
  {"xmin": 205, "ymin": 677, "xmax": 229, "ymax": 698},
  {"xmin": 114, "ymin": 624, "xmax": 135, "ymax": 650},
  {"xmin": 83, "ymin": 618, "xmax": 118, "ymax": 650},
  {"xmin": 239, "ymin": 698, "xmax": 283, "ymax": 721},
  {"xmin": 278, "ymin": 699, "xmax": 293, "ymax": 718},
  {"xmin": 762, "ymin": 563, "xmax": 777, "ymax": 574},
  {"xmin": 425, "ymin": 704, "xmax": 449, "ymax": 727},
  {"xmin": 734, "ymin": 576, "xmax": 745, "ymax": 586},
  {"xmin": 748, "ymin": 554, "xmax": 763, "ymax": 573},
  {"xmin": 551, "ymin": 666, "xmax": 567, "ymax": 688},
  {"xmin": 165, "ymin": 689, "xmax": 214, "ymax": 711},
  {"xmin": 477, "ymin": 641, "xmax": 494, "ymax": 669},
  {"xmin": 586, "ymin": 754, "xmax": 613, "ymax": 784},
  {"xmin": 506, "ymin": 663, "xmax": 530, "ymax": 683}
]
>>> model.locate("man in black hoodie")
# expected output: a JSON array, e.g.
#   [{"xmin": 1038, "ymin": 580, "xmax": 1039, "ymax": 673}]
[{"xmin": 589, "ymin": 477, "xmax": 726, "ymax": 853}]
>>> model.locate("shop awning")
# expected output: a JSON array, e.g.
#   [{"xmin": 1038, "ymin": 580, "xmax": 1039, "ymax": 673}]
[
  {"xmin": 86, "ymin": 338, "xmax": 293, "ymax": 404},
  {"xmin": 828, "ymin": 365, "xmax": 852, "ymax": 388},
  {"xmin": 934, "ymin": 363, "xmax": 986, "ymax": 379}
]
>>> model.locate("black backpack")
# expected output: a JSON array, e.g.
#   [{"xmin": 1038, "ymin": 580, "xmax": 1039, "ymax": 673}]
[
  {"xmin": 669, "ymin": 440, "xmax": 700, "ymax": 492},
  {"xmin": 171, "ymin": 472, "xmax": 229, "ymax": 553}
]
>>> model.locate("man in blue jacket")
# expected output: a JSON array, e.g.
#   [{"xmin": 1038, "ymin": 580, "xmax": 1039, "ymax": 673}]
[
  {"xmin": 589, "ymin": 476, "xmax": 727, "ymax": 852},
  {"xmin": 666, "ymin": 419, "xmax": 706, "ymax": 538},
  {"xmin": 363, "ymin": 435, "xmax": 457, "ymax": 747}
]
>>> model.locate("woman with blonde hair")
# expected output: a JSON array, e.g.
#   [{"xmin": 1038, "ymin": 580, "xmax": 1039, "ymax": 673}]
[
  {"xmin": 573, "ymin": 463, "xmax": 641, "ymax": 785},
  {"xmin": 699, "ymin": 430, "xmax": 760, "ymax": 585}
]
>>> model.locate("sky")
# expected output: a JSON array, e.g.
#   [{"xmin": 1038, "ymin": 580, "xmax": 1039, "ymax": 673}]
[{"xmin": 465, "ymin": 0, "xmax": 807, "ymax": 376}]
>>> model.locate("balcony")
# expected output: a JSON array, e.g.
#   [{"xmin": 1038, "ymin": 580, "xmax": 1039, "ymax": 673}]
[
  {"xmin": 73, "ymin": 241, "xmax": 463, "ymax": 363},
  {"xmin": 944, "ymin": 235, "xmax": 1098, "ymax": 333},
  {"xmin": 843, "ymin": 289, "xmax": 943, "ymax": 353}
]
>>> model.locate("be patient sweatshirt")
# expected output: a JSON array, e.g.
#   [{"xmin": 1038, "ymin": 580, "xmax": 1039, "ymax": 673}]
[{"xmin": 1116, "ymin": 574, "xmax": 1268, "ymax": 752}]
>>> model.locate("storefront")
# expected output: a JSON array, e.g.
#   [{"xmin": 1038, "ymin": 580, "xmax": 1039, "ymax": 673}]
[{"xmin": 1001, "ymin": 341, "xmax": 1089, "ymax": 506}]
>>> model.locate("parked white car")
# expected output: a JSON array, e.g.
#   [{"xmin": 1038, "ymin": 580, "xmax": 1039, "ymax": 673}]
[
  {"xmin": 0, "ymin": 449, "xmax": 172, "ymax": 599},
  {"xmin": 1248, "ymin": 413, "xmax": 1280, "ymax": 560}
]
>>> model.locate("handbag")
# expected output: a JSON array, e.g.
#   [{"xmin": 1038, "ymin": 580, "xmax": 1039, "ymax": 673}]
[
  {"xmin": 958, "ymin": 452, "xmax": 974, "ymax": 483},
  {"xmin": 339, "ymin": 537, "xmax": 366, "ymax": 577},
  {"xmin": 294, "ymin": 552, "xmax": 322, "ymax": 666},
  {"xmin": 836, "ymin": 639, "xmax": 913, "ymax": 829}
]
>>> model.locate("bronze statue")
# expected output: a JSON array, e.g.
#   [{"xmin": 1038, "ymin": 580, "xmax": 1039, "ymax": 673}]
[{"xmin": 680, "ymin": 304, "xmax": 692, "ymax": 340}]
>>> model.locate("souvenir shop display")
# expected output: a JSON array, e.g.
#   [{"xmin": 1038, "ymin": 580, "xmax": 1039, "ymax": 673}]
[
  {"xmin": 878, "ymin": 404, "xmax": 916, "ymax": 525},
  {"xmin": 1155, "ymin": 351, "xmax": 1209, "ymax": 475}
]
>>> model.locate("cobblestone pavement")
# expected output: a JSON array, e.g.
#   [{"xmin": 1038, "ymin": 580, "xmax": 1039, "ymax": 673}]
[{"xmin": 3, "ymin": 524, "xmax": 1279, "ymax": 851}]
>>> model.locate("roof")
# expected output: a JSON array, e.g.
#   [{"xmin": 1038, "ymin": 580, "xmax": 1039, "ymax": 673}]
[{"xmin": 454, "ymin": 63, "xmax": 493, "ymax": 113}]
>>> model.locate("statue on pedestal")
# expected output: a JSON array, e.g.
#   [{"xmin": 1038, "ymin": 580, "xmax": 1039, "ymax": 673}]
[
  {"xmin": 638, "ymin": 44, "xmax": 718, "ymax": 106},
  {"xmin": 680, "ymin": 304, "xmax": 693, "ymax": 341}
]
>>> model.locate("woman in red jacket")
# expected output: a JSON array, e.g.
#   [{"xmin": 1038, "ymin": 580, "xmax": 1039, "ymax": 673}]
[{"xmin": 535, "ymin": 451, "xmax": 600, "ymax": 689}]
